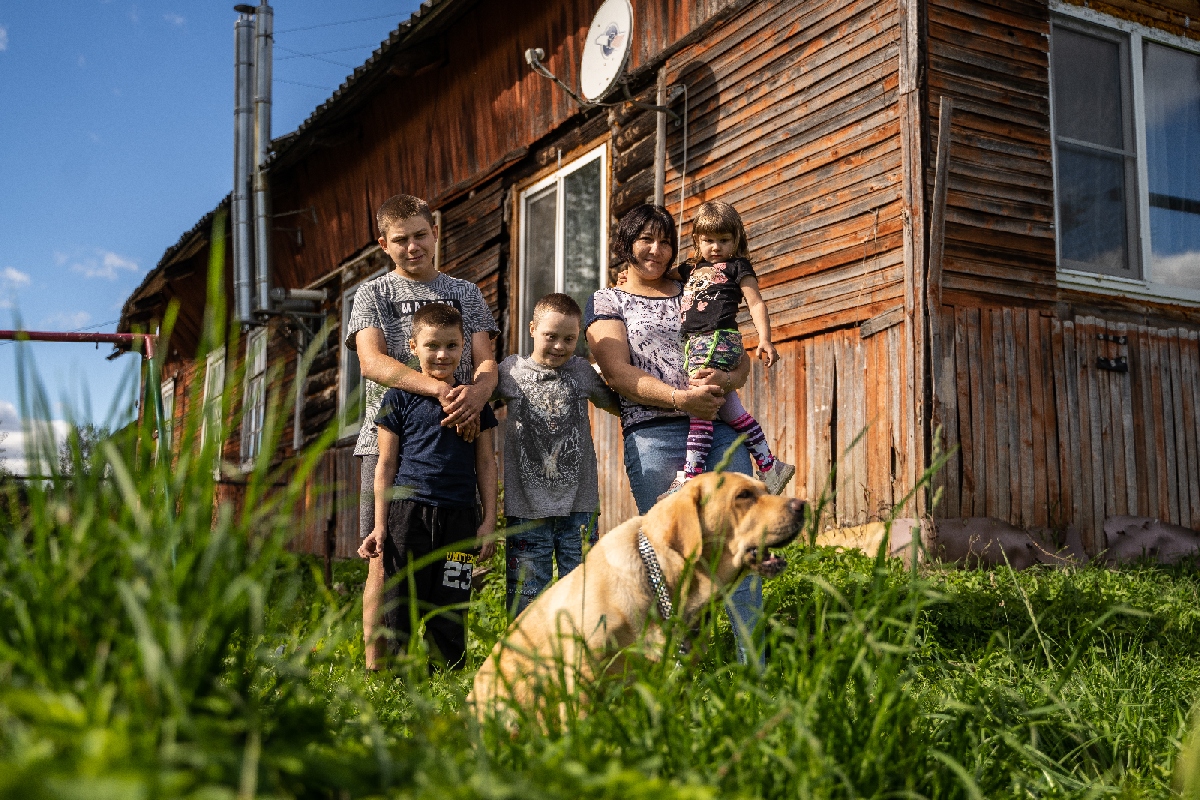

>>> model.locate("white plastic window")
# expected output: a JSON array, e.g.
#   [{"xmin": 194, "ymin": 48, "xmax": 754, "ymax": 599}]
[
  {"xmin": 518, "ymin": 143, "xmax": 608, "ymax": 356},
  {"xmin": 240, "ymin": 328, "xmax": 267, "ymax": 466}
]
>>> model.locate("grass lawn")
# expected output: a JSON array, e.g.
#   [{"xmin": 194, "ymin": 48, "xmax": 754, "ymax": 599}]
[{"xmin": 2, "ymin": 325, "xmax": 1199, "ymax": 797}]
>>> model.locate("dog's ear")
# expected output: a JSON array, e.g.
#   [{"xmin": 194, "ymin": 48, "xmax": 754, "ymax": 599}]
[{"xmin": 644, "ymin": 477, "xmax": 706, "ymax": 560}]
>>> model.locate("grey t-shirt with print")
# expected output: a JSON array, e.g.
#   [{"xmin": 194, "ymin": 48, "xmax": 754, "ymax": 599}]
[
  {"xmin": 345, "ymin": 271, "xmax": 499, "ymax": 456},
  {"xmin": 496, "ymin": 354, "xmax": 616, "ymax": 520}
]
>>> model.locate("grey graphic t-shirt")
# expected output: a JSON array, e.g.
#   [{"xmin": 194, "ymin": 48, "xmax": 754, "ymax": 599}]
[
  {"xmin": 345, "ymin": 271, "xmax": 498, "ymax": 456},
  {"xmin": 496, "ymin": 355, "xmax": 616, "ymax": 519}
]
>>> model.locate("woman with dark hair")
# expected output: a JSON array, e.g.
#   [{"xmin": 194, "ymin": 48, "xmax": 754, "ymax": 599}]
[{"xmin": 584, "ymin": 203, "xmax": 764, "ymax": 664}]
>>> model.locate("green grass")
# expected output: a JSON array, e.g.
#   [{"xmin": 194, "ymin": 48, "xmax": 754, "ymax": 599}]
[{"xmin": 1, "ymin": 241, "xmax": 1199, "ymax": 797}]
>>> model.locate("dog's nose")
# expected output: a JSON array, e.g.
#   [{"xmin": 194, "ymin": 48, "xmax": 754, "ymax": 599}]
[{"xmin": 787, "ymin": 498, "xmax": 806, "ymax": 518}]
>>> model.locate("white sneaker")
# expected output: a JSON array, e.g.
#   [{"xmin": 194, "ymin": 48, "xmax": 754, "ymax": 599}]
[
  {"xmin": 759, "ymin": 461, "xmax": 796, "ymax": 495},
  {"xmin": 657, "ymin": 471, "xmax": 689, "ymax": 502}
]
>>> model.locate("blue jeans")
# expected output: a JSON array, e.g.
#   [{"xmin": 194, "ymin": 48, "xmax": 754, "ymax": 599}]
[
  {"xmin": 623, "ymin": 418, "xmax": 765, "ymax": 666},
  {"xmin": 505, "ymin": 511, "xmax": 596, "ymax": 617}
]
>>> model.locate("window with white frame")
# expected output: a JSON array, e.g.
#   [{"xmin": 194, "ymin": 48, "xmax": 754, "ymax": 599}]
[
  {"xmin": 1051, "ymin": 11, "xmax": 1200, "ymax": 291},
  {"xmin": 200, "ymin": 346, "xmax": 226, "ymax": 456},
  {"xmin": 339, "ymin": 269, "xmax": 386, "ymax": 439},
  {"xmin": 158, "ymin": 377, "xmax": 175, "ymax": 456},
  {"xmin": 240, "ymin": 328, "xmax": 267, "ymax": 466},
  {"xmin": 518, "ymin": 143, "xmax": 608, "ymax": 356}
]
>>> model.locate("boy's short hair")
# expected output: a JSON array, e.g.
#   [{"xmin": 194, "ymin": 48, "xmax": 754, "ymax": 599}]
[
  {"xmin": 411, "ymin": 302, "xmax": 463, "ymax": 337},
  {"xmin": 377, "ymin": 194, "xmax": 436, "ymax": 237},
  {"xmin": 613, "ymin": 204, "xmax": 678, "ymax": 271},
  {"xmin": 531, "ymin": 293, "xmax": 582, "ymax": 327},
  {"xmin": 691, "ymin": 200, "xmax": 750, "ymax": 260}
]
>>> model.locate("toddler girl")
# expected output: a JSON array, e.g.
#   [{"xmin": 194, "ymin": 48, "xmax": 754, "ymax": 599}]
[{"xmin": 664, "ymin": 201, "xmax": 794, "ymax": 496}]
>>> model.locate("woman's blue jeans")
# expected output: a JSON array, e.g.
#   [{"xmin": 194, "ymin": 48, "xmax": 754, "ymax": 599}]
[{"xmin": 623, "ymin": 417, "xmax": 764, "ymax": 666}]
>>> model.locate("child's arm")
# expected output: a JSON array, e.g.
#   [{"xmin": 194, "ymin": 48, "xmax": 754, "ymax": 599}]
[
  {"xmin": 586, "ymin": 364, "xmax": 622, "ymax": 417},
  {"xmin": 740, "ymin": 276, "xmax": 779, "ymax": 368},
  {"xmin": 358, "ymin": 427, "xmax": 399, "ymax": 559},
  {"xmin": 474, "ymin": 428, "xmax": 498, "ymax": 561}
]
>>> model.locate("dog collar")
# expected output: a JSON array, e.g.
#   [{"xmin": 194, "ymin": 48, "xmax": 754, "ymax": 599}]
[{"xmin": 637, "ymin": 529, "xmax": 674, "ymax": 620}]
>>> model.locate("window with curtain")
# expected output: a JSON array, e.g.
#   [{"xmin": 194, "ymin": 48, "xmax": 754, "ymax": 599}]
[
  {"xmin": 200, "ymin": 346, "xmax": 225, "ymax": 468},
  {"xmin": 158, "ymin": 377, "xmax": 174, "ymax": 457},
  {"xmin": 518, "ymin": 144, "xmax": 607, "ymax": 356}
]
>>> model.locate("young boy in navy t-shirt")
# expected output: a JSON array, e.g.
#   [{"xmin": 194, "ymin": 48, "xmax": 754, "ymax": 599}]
[{"xmin": 358, "ymin": 302, "xmax": 498, "ymax": 669}]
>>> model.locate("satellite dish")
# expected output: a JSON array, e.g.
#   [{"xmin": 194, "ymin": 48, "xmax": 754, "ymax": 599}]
[{"xmin": 580, "ymin": 0, "xmax": 633, "ymax": 103}]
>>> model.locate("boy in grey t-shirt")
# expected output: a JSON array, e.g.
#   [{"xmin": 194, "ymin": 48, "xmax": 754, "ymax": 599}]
[{"xmin": 496, "ymin": 293, "xmax": 617, "ymax": 616}]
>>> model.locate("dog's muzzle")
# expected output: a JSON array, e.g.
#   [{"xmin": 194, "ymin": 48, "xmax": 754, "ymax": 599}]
[{"xmin": 746, "ymin": 499, "xmax": 806, "ymax": 578}]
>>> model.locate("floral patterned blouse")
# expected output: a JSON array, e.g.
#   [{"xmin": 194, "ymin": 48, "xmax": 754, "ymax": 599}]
[{"xmin": 584, "ymin": 285, "xmax": 690, "ymax": 431}]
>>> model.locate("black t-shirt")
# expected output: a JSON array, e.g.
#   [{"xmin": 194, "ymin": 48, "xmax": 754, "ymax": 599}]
[
  {"xmin": 678, "ymin": 258, "xmax": 757, "ymax": 335},
  {"xmin": 375, "ymin": 386, "xmax": 498, "ymax": 508}
]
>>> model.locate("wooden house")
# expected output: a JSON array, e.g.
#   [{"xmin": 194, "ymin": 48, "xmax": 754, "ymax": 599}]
[{"xmin": 119, "ymin": 0, "xmax": 1200, "ymax": 559}]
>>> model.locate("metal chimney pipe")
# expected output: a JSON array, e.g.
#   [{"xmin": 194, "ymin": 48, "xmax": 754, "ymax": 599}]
[
  {"xmin": 252, "ymin": 1, "xmax": 273, "ymax": 316},
  {"xmin": 232, "ymin": 12, "xmax": 255, "ymax": 325}
]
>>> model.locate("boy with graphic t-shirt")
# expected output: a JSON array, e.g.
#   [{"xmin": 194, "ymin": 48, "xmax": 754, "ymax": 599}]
[
  {"xmin": 495, "ymin": 293, "xmax": 618, "ymax": 616},
  {"xmin": 348, "ymin": 194, "xmax": 499, "ymax": 671},
  {"xmin": 358, "ymin": 303, "xmax": 498, "ymax": 669}
]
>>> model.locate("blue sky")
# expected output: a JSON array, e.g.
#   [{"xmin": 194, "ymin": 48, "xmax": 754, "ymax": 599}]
[{"xmin": 0, "ymin": 1, "xmax": 420, "ymax": 473}]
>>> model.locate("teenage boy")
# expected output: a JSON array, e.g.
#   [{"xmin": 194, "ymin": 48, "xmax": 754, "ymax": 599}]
[
  {"xmin": 495, "ymin": 293, "xmax": 618, "ymax": 616},
  {"xmin": 348, "ymin": 194, "xmax": 499, "ymax": 670},
  {"xmin": 358, "ymin": 302, "xmax": 498, "ymax": 669}
]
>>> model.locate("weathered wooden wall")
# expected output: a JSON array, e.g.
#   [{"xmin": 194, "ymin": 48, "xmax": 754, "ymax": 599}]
[
  {"xmin": 934, "ymin": 306, "xmax": 1200, "ymax": 548},
  {"xmin": 926, "ymin": 0, "xmax": 1057, "ymax": 307}
]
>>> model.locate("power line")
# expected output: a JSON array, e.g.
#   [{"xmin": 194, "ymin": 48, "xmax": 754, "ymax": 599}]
[
  {"xmin": 275, "ymin": 78, "xmax": 336, "ymax": 91},
  {"xmin": 276, "ymin": 43, "xmax": 381, "ymax": 60},
  {"xmin": 275, "ymin": 13, "xmax": 398, "ymax": 35},
  {"xmin": 275, "ymin": 44, "xmax": 353, "ymax": 70}
]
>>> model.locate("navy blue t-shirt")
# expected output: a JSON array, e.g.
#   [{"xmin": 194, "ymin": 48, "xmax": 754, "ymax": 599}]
[{"xmin": 375, "ymin": 386, "xmax": 498, "ymax": 508}]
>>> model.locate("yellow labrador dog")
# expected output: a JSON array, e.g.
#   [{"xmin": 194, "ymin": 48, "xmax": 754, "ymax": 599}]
[{"xmin": 470, "ymin": 472, "xmax": 805, "ymax": 721}]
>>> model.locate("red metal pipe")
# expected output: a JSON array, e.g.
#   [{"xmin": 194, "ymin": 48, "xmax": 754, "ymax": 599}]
[{"xmin": 0, "ymin": 330, "xmax": 156, "ymax": 358}]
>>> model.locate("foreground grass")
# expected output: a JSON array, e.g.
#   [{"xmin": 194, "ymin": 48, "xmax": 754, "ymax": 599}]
[{"xmin": 1, "ymin": 292, "xmax": 1198, "ymax": 796}]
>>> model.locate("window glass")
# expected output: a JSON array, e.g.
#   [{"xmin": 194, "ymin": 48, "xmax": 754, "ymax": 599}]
[
  {"xmin": 201, "ymin": 347, "xmax": 226, "ymax": 451},
  {"xmin": 158, "ymin": 378, "xmax": 175, "ymax": 456},
  {"xmin": 1053, "ymin": 28, "xmax": 1125, "ymax": 148},
  {"xmin": 1052, "ymin": 23, "xmax": 1139, "ymax": 276},
  {"xmin": 241, "ymin": 328, "xmax": 267, "ymax": 465},
  {"xmin": 563, "ymin": 157, "xmax": 603, "ymax": 319},
  {"xmin": 519, "ymin": 145, "xmax": 607, "ymax": 357},
  {"xmin": 521, "ymin": 184, "xmax": 558, "ymax": 351},
  {"xmin": 1144, "ymin": 42, "xmax": 1200, "ymax": 289}
]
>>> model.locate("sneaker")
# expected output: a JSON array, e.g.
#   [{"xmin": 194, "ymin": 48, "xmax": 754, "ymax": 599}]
[
  {"xmin": 657, "ymin": 471, "xmax": 690, "ymax": 503},
  {"xmin": 759, "ymin": 460, "xmax": 796, "ymax": 495}
]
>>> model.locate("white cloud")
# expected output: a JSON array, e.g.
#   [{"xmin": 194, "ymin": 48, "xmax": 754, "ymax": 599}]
[
  {"xmin": 77, "ymin": 54, "xmax": 86, "ymax": 68},
  {"xmin": 0, "ymin": 405, "xmax": 73, "ymax": 477},
  {"xmin": 0, "ymin": 25, "xmax": 8, "ymax": 52},
  {"xmin": 163, "ymin": 12, "xmax": 184, "ymax": 26},
  {"xmin": 129, "ymin": 5, "xmax": 139, "ymax": 23},
  {"xmin": 67, "ymin": 249, "xmax": 140, "ymax": 280},
  {"xmin": 1149, "ymin": 250, "xmax": 1200, "ymax": 290},
  {"xmin": 42, "ymin": 311, "xmax": 93, "ymax": 329},
  {"xmin": 2, "ymin": 266, "xmax": 30, "ymax": 289}
]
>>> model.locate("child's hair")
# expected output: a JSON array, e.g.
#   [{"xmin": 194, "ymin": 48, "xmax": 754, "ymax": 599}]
[
  {"xmin": 690, "ymin": 201, "xmax": 750, "ymax": 260},
  {"xmin": 531, "ymin": 293, "xmax": 582, "ymax": 327},
  {"xmin": 376, "ymin": 194, "xmax": 436, "ymax": 236},
  {"xmin": 613, "ymin": 204, "xmax": 678, "ymax": 270},
  {"xmin": 411, "ymin": 302, "xmax": 463, "ymax": 337}
]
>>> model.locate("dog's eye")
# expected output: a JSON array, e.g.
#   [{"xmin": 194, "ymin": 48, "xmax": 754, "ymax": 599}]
[{"xmin": 736, "ymin": 489, "xmax": 755, "ymax": 501}]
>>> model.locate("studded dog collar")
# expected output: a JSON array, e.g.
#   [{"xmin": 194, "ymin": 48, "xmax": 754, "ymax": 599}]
[{"xmin": 637, "ymin": 529, "xmax": 674, "ymax": 620}]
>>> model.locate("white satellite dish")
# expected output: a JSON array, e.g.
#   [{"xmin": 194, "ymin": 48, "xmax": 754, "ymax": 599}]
[{"xmin": 580, "ymin": 0, "xmax": 633, "ymax": 103}]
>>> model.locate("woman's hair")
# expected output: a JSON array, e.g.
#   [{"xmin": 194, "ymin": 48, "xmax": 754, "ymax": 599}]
[
  {"xmin": 690, "ymin": 201, "xmax": 750, "ymax": 260},
  {"xmin": 613, "ymin": 204, "xmax": 678, "ymax": 271}
]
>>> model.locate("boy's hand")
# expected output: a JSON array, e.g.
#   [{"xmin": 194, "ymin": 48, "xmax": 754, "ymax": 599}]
[
  {"xmin": 476, "ymin": 523, "xmax": 496, "ymax": 561},
  {"xmin": 756, "ymin": 340, "xmax": 779, "ymax": 367},
  {"xmin": 358, "ymin": 528, "xmax": 385, "ymax": 559},
  {"xmin": 455, "ymin": 413, "xmax": 481, "ymax": 443}
]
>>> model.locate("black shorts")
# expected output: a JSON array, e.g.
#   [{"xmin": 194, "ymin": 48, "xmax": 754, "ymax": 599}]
[{"xmin": 381, "ymin": 499, "xmax": 478, "ymax": 669}]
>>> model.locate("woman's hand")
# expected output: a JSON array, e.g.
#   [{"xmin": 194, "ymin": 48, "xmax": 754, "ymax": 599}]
[{"xmin": 676, "ymin": 384, "xmax": 725, "ymax": 420}]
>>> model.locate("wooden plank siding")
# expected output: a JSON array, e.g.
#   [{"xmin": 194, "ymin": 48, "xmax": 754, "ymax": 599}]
[
  {"xmin": 925, "ymin": 0, "xmax": 1058, "ymax": 308},
  {"xmin": 933, "ymin": 305, "xmax": 1200, "ymax": 549}
]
